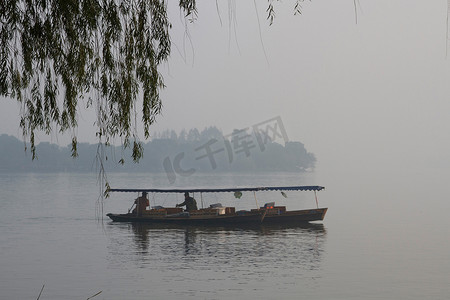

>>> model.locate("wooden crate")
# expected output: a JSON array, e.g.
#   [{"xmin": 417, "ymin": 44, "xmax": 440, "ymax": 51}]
[
  {"xmin": 165, "ymin": 207, "xmax": 183, "ymax": 214},
  {"xmin": 225, "ymin": 207, "xmax": 235, "ymax": 215},
  {"xmin": 191, "ymin": 210, "xmax": 218, "ymax": 216},
  {"xmin": 146, "ymin": 209, "xmax": 166, "ymax": 215},
  {"xmin": 274, "ymin": 206, "xmax": 286, "ymax": 213}
]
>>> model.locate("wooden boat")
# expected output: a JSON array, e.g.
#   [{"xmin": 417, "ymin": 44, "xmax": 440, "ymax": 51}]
[{"xmin": 106, "ymin": 185, "xmax": 327, "ymax": 225}]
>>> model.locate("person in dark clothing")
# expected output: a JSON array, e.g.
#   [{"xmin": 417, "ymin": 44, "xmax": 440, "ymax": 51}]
[
  {"xmin": 176, "ymin": 192, "xmax": 198, "ymax": 211},
  {"xmin": 132, "ymin": 191, "xmax": 149, "ymax": 215}
]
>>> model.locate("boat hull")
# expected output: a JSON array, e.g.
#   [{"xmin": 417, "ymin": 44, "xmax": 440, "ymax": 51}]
[
  {"xmin": 263, "ymin": 208, "xmax": 328, "ymax": 223},
  {"xmin": 107, "ymin": 208, "xmax": 327, "ymax": 225}
]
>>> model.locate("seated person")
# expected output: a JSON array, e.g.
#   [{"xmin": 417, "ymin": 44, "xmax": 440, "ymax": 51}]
[{"xmin": 176, "ymin": 192, "xmax": 198, "ymax": 212}]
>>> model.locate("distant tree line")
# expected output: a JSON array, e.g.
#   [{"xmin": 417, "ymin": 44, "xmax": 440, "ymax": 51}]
[{"xmin": 0, "ymin": 126, "xmax": 316, "ymax": 173}]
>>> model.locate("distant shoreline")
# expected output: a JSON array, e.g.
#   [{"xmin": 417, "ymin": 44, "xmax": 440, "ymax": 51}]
[{"xmin": 0, "ymin": 131, "xmax": 316, "ymax": 173}]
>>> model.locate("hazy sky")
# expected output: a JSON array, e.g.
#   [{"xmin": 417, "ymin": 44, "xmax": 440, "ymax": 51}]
[{"xmin": 1, "ymin": 0, "xmax": 450, "ymax": 175}]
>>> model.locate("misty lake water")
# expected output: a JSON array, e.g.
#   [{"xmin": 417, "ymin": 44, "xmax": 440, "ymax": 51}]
[{"xmin": 1, "ymin": 168, "xmax": 449, "ymax": 300}]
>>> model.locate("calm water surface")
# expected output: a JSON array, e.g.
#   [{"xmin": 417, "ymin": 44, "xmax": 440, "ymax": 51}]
[{"xmin": 0, "ymin": 170, "xmax": 449, "ymax": 299}]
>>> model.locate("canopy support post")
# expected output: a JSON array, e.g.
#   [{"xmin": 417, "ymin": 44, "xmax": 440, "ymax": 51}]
[
  {"xmin": 314, "ymin": 191, "xmax": 319, "ymax": 208},
  {"xmin": 135, "ymin": 193, "xmax": 139, "ymax": 216},
  {"xmin": 200, "ymin": 192, "xmax": 204, "ymax": 209}
]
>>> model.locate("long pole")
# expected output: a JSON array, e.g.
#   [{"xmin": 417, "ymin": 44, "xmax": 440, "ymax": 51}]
[
  {"xmin": 314, "ymin": 191, "xmax": 319, "ymax": 209},
  {"xmin": 253, "ymin": 191, "xmax": 259, "ymax": 208}
]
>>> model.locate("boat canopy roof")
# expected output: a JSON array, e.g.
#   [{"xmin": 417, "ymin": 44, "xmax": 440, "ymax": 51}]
[{"xmin": 109, "ymin": 185, "xmax": 324, "ymax": 194}]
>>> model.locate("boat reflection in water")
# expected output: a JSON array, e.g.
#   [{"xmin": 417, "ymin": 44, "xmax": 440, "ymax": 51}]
[{"xmin": 106, "ymin": 221, "xmax": 327, "ymax": 271}]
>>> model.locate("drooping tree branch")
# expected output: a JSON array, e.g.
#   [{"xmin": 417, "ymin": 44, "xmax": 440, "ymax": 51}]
[{"xmin": 0, "ymin": 0, "xmax": 193, "ymax": 161}]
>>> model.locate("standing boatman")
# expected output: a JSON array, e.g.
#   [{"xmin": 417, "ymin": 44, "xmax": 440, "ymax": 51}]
[
  {"xmin": 132, "ymin": 191, "xmax": 150, "ymax": 215},
  {"xmin": 176, "ymin": 192, "xmax": 198, "ymax": 211}
]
